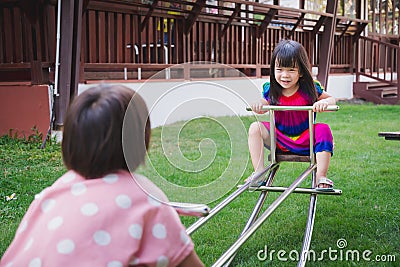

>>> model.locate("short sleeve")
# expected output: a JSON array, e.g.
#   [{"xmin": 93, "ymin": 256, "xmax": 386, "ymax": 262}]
[
  {"xmin": 314, "ymin": 80, "xmax": 324, "ymax": 96},
  {"xmin": 139, "ymin": 202, "xmax": 194, "ymax": 267},
  {"xmin": 262, "ymin": 81, "xmax": 271, "ymax": 101},
  {"xmin": 130, "ymin": 174, "xmax": 195, "ymax": 266}
]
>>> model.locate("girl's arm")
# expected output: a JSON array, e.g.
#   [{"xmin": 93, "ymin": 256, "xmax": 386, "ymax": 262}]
[
  {"xmin": 313, "ymin": 92, "xmax": 336, "ymax": 112},
  {"xmin": 251, "ymin": 98, "xmax": 270, "ymax": 114},
  {"xmin": 178, "ymin": 251, "xmax": 205, "ymax": 267}
]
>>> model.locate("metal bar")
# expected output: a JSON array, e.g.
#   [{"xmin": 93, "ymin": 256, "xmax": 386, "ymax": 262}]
[
  {"xmin": 169, "ymin": 202, "xmax": 210, "ymax": 217},
  {"xmin": 297, "ymin": 194, "xmax": 317, "ymax": 267},
  {"xmin": 223, "ymin": 166, "xmax": 280, "ymax": 266},
  {"xmin": 246, "ymin": 105, "xmax": 339, "ymax": 111},
  {"xmin": 251, "ymin": 186, "xmax": 342, "ymax": 195},
  {"xmin": 212, "ymin": 164, "xmax": 316, "ymax": 267},
  {"xmin": 298, "ymin": 108, "xmax": 317, "ymax": 267},
  {"xmin": 245, "ymin": 166, "xmax": 279, "ymax": 229},
  {"xmin": 186, "ymin": 163, "xmax": 276, "ymax": 235},
  {"xmin": 269, "ymin": 110, "xmax": 276, "ymax": 163},
  {"xmin": 223, "ymin": 191, "xmax": 269, "ymax": 267},
  {"xmin": 309, "ymin": 110, "xmax": 315, "ymax": 165},
  {"xmin": 54, "ymin": 0, "xmax": 62, "ymax": 96}
]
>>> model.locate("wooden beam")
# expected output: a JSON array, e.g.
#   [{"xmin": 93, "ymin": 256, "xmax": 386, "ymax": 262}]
[
  {"xmin": 220, "ymin": 3, "xmax": 241, "ymax": 38},
  {"xmin": 20, "ymin": 0, "xmax": 48, "ymax": 84},
  {"xmin": 286, "ymin": 13, "xmax": 304, "ymax": 39},
  {"xmin": 140, "ymin": 0, "xmax": 158, "ymax": 32},
  {"xmin": 184, "ymin": 0, "xmax": 206, "ymax": 35},
  {"xmin": 257, "ymin": 8, "xmax": 277, "ymax": 38},
  {"xmin": 352, "ymin": 22, "xmax": 368, "ymax": 43},
  {"xmin": 335, "ymin": 19, "xmax": 352, "ymax": 46},
  {"xmin": 311, "ymin": 15, "xmax": 326, "ymax": 36},
  {"xmin": 71, "ymin": 0, "xmax": 84, "ymax": 98},
  {"xmin": 82, "ymin": 0, "xmax": 90, "ymax": 13},
  {"xmin": 19, "ymin": 0, "xmax": 42, "ymax": 24}
]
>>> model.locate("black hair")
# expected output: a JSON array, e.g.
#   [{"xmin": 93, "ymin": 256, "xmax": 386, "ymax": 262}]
[
  {"xmin": 62, "ymin": 84, "xmax": 151, "ymax": 179},
  {"xmin": 269, "ymin": 39, "xmax": 318, "ymax": 104}
]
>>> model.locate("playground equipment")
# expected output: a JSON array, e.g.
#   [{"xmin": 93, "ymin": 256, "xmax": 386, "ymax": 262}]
[{"xmin": 186, "ymin": 105, "xmax": 342, "ymax": 267}]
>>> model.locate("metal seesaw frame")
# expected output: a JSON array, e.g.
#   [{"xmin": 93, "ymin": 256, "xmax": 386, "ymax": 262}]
[{"xmin": 187, "ymin": 105, "xmax": 342, "ymax": 267}]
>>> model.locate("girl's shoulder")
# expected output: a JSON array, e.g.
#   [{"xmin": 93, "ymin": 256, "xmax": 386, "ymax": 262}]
[
  {"xmin": 262, "ymin": 81, "xmax": 271, "ymax": 99},
  {"xmin": 262, "ymin": 81, "xmax": 271, "ymax": 91},
  {"xmin": 313, "ymin": 80, "xmax": 324, "ymax": 94}
]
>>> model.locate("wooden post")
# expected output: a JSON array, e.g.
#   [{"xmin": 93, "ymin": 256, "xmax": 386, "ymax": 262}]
[
  {"xmin": 55, "ymin": 0, "xmax": 84, "ymax": 127},
  {"xmin": 316, "ymin": 0, "xmax": 338, "ymax": 89},
  {"xmin": 397, "ymin": 44, "xmax": 400, "ymax": 104}
]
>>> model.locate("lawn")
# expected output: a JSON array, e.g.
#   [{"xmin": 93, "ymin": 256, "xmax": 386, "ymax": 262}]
[{"xmin": 1, "ymin": 102, "xmax": 399, "ymax": 266}]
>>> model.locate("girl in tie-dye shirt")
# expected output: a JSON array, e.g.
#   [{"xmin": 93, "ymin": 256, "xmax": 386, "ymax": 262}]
[{"xmin": 248, "ymin": 40, "xmax": 336, "ymax": 190}]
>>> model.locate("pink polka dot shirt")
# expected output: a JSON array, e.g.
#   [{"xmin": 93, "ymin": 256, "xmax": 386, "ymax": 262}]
[{"xmin": 1, "ymin": 170, "xmax": 194, "ymax": 267}]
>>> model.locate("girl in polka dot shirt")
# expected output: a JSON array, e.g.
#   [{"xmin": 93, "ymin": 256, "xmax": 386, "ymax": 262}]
[{"xmin": 1, "ymin": 85, "xmax": 204, "ymax": 267}]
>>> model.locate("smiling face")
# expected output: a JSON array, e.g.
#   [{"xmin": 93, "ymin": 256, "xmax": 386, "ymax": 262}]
[
  {"xmin": 274, "ymin": 60, "xmax": 301, "ymax": 91},
  {"xmin": 269, "ymin": 40, "xmax": 317, "ymax": 104}
]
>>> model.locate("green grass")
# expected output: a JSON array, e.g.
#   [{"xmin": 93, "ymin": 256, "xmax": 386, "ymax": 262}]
[
  {"xmin": 0, "ymin": 137, "xmax": 65, "ymax": 248},
  {"xmin": 1, "ymin": 102, "xmax": 399, "ymax": 266}
]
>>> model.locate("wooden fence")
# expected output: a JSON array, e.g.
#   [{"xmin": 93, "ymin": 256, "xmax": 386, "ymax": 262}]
[{"xmin": 0, "ymin": 1, "xmax": 367, "ymax": 83}]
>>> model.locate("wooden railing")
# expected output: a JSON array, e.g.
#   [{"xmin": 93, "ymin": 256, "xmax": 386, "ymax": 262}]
[
  {"xmin": 0, "ymin": 2, "xmax": 56, "ymax": 84},
  {"xmin": 1, "ymin": 0, "xmax": 368, "ymax": 83},
  {"xmin": 353, "ymin": 36, "xmax": 399, "ymax": 104},
  {"xmin": 81, "ymin": 10, "xmax": 364, "ymax": 81},
  {"xmin": 355, "ymin": 36, "xmax": 399, "ymax": 86}
]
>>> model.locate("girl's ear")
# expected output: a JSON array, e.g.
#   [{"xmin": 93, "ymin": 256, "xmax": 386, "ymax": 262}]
[{"xmin": 298, "ymin": 68, "xmax": 303, "ymax": 77}]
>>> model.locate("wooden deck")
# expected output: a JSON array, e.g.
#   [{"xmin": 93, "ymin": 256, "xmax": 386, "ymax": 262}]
[{"xmin": 1, "ymin": 0, "xmax": 367, "ymax": 84}]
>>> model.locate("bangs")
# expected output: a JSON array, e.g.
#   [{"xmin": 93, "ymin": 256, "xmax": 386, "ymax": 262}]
[{"xmin": 275, "ymin": 46, "xmax": 298, "ymax": 68}]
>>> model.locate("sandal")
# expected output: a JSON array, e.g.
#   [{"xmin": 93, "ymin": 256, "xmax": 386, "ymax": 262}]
[
  {"xmin": 316, "ymin": 177, "xmax": 334, "ymax": 192},
  {"xmin": 246, "ymin": 171, "xmax": 266, "ymax": 190}
]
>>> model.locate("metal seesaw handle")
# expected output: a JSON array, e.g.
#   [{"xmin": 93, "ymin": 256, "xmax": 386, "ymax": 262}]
[
  {"xmin": 246, "ymin": 105, "xmax": 340, "ymax": 112},
  {"xmin": 246, "ymin": 104, "xmax": 339, "ymax": 164},
  {"xmin": 169, "ymin": 202, "xmax": 210, "ymax": 217}
]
